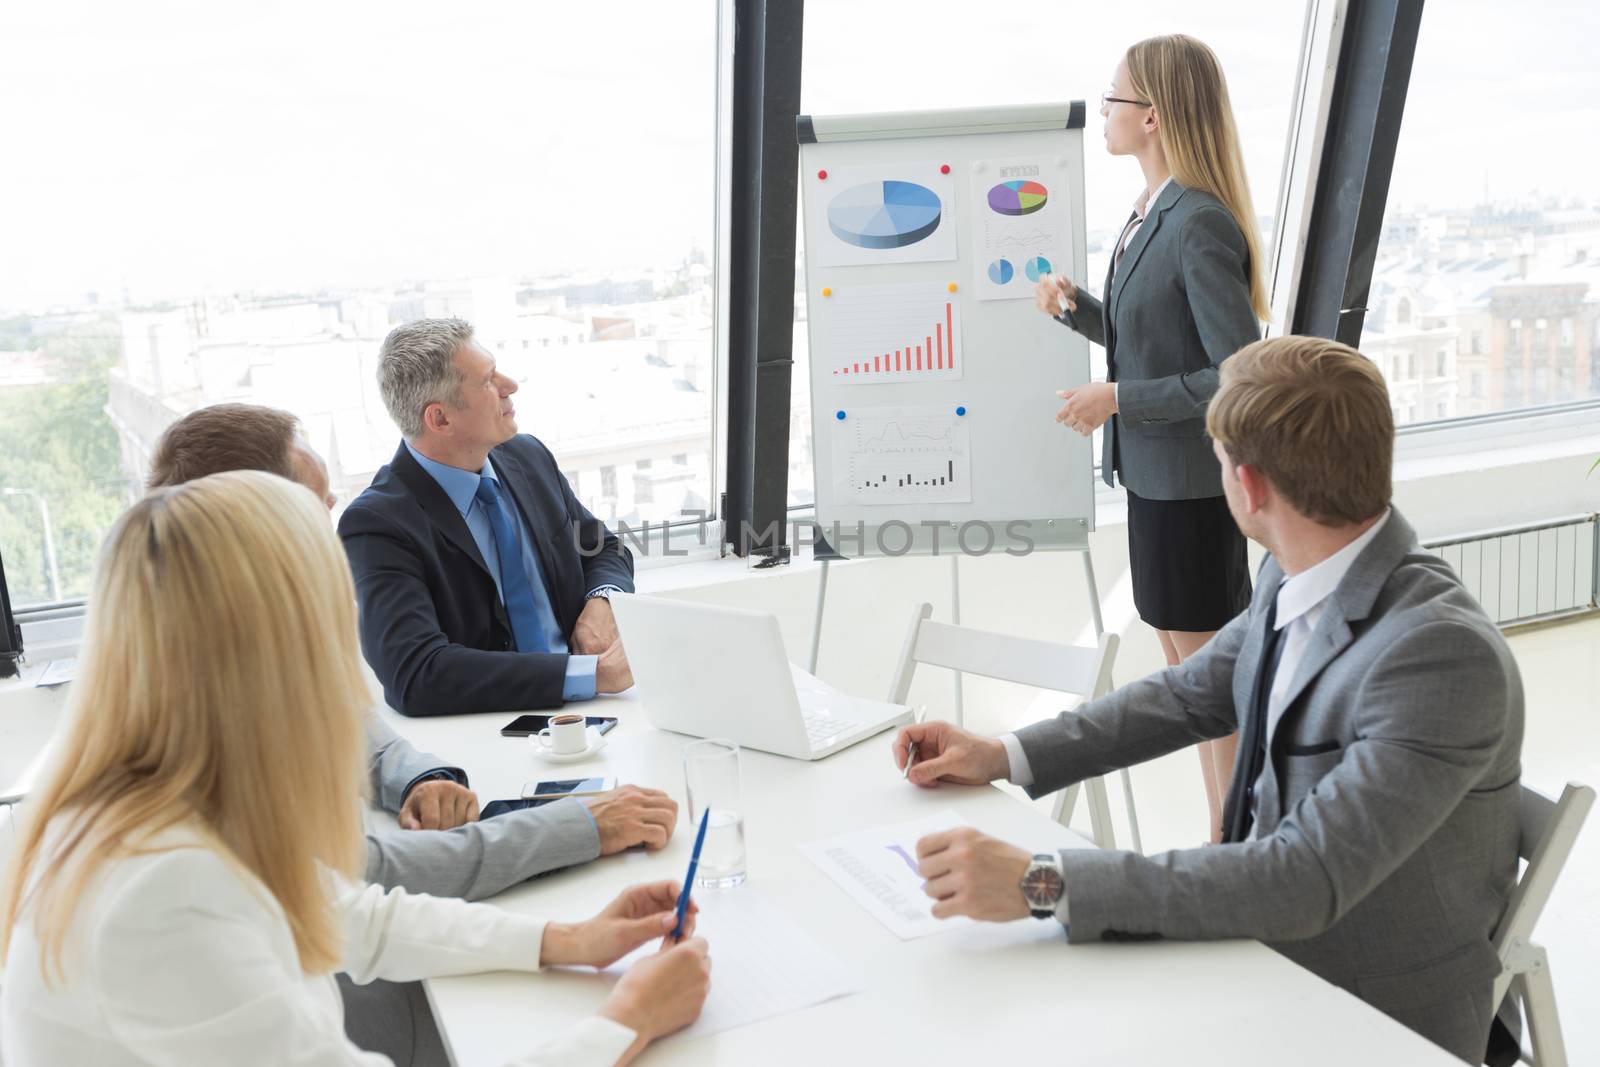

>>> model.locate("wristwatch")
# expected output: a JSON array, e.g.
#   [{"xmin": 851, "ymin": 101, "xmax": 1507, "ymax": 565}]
[
  {"xmin": 585, "ymin": 587, "xmax": 618, "ymax": 602},
  {"xmin": 1020, "ymin": 853, "xmax": 1065, "ymax": 919}
]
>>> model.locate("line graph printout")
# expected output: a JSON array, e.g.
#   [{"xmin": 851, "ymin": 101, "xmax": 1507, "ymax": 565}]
[
  {"xmin": 970, "ymin": 156, "xmax": 1075, "ymax": 301},
  {"xmin": 799, "ymin": 811, "xmax": 974, "ymax": 940},
  {"xmin": 832, "ymin": 405, "xmax": 973, "ymax": 506},
  {"xmin": 823, "ymin": 282, "xmax": 963, "ymax": 385}
]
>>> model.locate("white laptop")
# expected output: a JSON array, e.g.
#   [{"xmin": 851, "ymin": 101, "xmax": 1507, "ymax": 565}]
[{"xmin": 610, "ymin": 595, "xmax": 912, "ymax": 760}]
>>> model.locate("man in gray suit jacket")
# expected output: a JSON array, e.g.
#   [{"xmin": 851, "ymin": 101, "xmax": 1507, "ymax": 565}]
[{"xmin": 894, "ymin": 337, "xmax": 1522, "ymax": 1063}]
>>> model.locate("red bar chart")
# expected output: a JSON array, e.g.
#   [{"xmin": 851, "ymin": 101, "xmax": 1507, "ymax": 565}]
[{"xmin": 823, "ymin": 282, "xmax": 963, "ymax": 385}]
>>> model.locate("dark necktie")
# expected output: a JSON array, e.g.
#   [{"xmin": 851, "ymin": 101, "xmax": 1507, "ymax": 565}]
[
  {"xmin": 474, "ymin": 477, "xmax": 544, "ymax": 654},
  {"xmin": 1223, "ymin": 594, "xmax": 1288, "ymax": 843}
]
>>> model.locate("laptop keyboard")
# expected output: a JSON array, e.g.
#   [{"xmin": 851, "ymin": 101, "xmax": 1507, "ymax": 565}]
[{"xmin": 803, "ymin": 712, "xmax": 862, "ymax": 748}]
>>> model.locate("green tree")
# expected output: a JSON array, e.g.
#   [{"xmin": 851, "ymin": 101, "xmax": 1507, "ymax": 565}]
[{"xmin": 0, "ymin": 317, "xmax": 130, "ymax": 608}]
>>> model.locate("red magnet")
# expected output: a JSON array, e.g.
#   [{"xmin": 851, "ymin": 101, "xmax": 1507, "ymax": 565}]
[
  {"xmin": 940, "ymin": 164, "xmax": 951, "ymax": 174},
  {"xmin": 817, "ymin": 169, "xmax": 828, "ymax": 180}
]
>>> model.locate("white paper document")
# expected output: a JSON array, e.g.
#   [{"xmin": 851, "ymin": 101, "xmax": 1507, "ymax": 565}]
[
  {"xmin": 606, "ymin": 886, "xmax": 860, "ymax": 1039},
  {"xmin": 33, "ymin": 657, "xmax": 76, "ymax": 688},
  {"xmin": 800, "ymin": 811, "xmax": 973, "ymax": 940}
]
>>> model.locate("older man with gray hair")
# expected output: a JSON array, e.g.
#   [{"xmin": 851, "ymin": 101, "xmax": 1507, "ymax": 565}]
[{"xmin": 340, "ymin": 317, "xmax": 639, "ymax": 718}]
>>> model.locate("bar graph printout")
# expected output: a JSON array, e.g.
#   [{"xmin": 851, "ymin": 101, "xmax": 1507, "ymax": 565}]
[
  {"xmin": 831, "ymin": 405, "xmax": 973, "ymax": 506},
  {"xmin": 799, "ymin": 811, "xmax": 974, "ymax": 940},
  {"xmin": 823, "ymin": 281, "xmax": 964, "ymax": 385}
]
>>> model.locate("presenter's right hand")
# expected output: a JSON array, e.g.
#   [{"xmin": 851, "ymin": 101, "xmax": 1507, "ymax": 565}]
[
  {"xmin": 582, "ymin": 785, "xmax": 679, "ymax": 853},
  {"xmin": 893, "ymin": 721, "xmax": 1009, "ymax": 788},
  {"xmin": 599, "ymin": 937, "xmax": 712, "ymax": 1064},
  {"xmin": 1034, "ymin": 273, "xmax": 1077, "ymax": 317},
  {"xmin": 596, "ymin": 640, "xmax": 634, "ymax": 694}
]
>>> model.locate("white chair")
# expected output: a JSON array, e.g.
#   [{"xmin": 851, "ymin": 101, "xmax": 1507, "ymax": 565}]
[
  {"xmin": 887, "ymin": 602, "xmax": 1138, "ymax": 850},
  {"xmin": 1491, "ymin": 780, "xmax": 1594, "ymax": 1067}
]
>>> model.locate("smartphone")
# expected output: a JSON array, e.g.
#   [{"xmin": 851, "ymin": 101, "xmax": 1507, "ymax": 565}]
[
  {"xmin": 500, "ymin": 714, "xmax": 619, "ymax": 738},
  {"xmin": 520, "ymin": 776, "xmax": 616, "ymax": 800}
]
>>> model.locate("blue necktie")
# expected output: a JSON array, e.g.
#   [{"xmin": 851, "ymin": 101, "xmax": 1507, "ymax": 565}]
[{"xmin": 474, "ymin": 477, "xmax": 544, "ymax": 653}]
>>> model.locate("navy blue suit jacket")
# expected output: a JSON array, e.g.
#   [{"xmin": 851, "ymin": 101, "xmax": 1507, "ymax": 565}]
[{"xmin": 338, "ymin": 435, "xmax": 634, "ymax": 716}]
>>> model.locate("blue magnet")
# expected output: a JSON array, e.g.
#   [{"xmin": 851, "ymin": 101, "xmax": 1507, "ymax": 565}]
[
  {"xmin": 955, "ymin": 405, "xmax": 967, "ymax": 416},
  {"xmin": 835, "ymin": 410, "xmax": 846, "ymax": 420}
]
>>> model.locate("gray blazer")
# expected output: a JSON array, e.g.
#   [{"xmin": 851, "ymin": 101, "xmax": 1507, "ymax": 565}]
[
  {"xmin": 1014, "ymin": 508, "xmax": 1523, "ymax": 1063},
  {"xmin": 1058, "ymin": 181, "xmax": 1260, "ymax": 499},
  {"xmin": 364, "ymin": 716, "xmax": 600, "ymax": 900}
]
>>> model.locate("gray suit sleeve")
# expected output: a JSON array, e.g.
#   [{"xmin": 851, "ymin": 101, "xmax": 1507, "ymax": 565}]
[
  {"xmin": 363, "ymin": 797, "xmax": 602, "ymax": 902},
  {"xmin": 1115, "ymin": 207, "xmax": 1260, "ymax": 427},
  {"xmin": 1053, "ymin": 620, "xmax": 1516, "ymax": 944},
  {"xmin": 366, "ymin": 714, "xmax": 464, "ymax": 815},
  {"xmin": 1013, "ymin": 608, "xmax": 1249, "ymax": 795},
  {"xmin": 1056, "ymin": 288, "xmax": 1106, "ymax": 347}
]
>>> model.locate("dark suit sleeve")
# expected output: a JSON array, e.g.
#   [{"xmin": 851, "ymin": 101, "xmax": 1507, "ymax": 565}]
[
  {"xmin": 538, "ymin": 440, "xmax": 634, "ymax": 595},
  {"xmin": 1055, "ymin": 287, "xmax": 1105, "ymax": 347},
  {"xmin": 1116, "ymin": 206, "xmax": 1261, "ymax": 427},
  {"xmin": 340, "ymin": 504, "xmax": 569, "ymax": 717}
]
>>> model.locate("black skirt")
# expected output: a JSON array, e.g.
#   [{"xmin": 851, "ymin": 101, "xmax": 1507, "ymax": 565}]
[{"xmin": 1125, "ymin": 489, "xmax": 1252, "ymax": 632}]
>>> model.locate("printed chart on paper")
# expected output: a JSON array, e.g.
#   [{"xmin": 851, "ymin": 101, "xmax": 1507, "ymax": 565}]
[
  {"xmin": 800, "ymin": 811, "xmax": 975, "ymax": 940},
  {"xmin": 970, "ymin": 157, "xmax": 1076, "ymax": 301},
  {"xmin": 821, "ymin": 281, "xmax": 963, "ymax": 386},
  {"xmin": 831, "ymin": 405, "xmax": 973, "ymax": 506},
  {"xmin": 812, "ymin": 162, "xmax": 958, "ymax": 268}
]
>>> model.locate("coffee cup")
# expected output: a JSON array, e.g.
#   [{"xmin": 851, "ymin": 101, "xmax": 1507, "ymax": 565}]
[{"xmin": 536, "ymin": 714, "xmax": 590, "ymax": 755}]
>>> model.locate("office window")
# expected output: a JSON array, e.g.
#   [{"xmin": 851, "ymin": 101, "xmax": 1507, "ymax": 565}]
[
  {"xmin": 600, "ymin": 465, "xmax": 618, "ymax": 500},
  {"xmin": 636, "ymin": 459, "xmax": 653, "ymax": 471},
  {"xmin": 1434, "ymin": 349, "xmax": 1448, "ymax": 379},
  {"xmin": 1366, "ymin": 0, "xmax": 1600, "ymax": 426},
  {"xmin": 794, "ymin": 1, "xmax": 1312, "ymax": 497},
  {"xmin": 1435, "ymin": 401, "xmax": 1449, "ymax": 419},
  {"xmin": 672, "ymin": 452, "xmax": 689, "ymax": 466},
  {"xmin": 0, "ymin": 2, "xmax": 719, "ymax": 608}
]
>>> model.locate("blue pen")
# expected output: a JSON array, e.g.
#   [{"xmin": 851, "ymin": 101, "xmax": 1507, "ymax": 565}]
[{"xmin": 671, "ymin": 809, "xmax": 711, "ymax": 941}]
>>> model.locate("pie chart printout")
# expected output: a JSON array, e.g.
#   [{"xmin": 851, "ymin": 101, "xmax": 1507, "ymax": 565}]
[
  {"xmin": 987, "ymin": 179, "xmax": 1049, "ymax": 216},
  {"xmin": 828, "ymin": 180, "xmax": 944, "ymax": 250},
  {"xmin": 1023, "ymin": 256, "xmax": 1051, "ymax": 282},
  {"xmin": 987, "ymin": 259, "xmax": 1015, "ymax": 285}
]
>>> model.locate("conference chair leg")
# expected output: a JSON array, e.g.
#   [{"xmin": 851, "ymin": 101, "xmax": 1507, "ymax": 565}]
[
  {"xmin": 1086, "ymin": 775, "xmax": 1116, "ymax": 849},
  {"xmin": 1520, "ymin": 949, "xmax": 1568, "ymax": 1067},
  {"xmin": 1052, "ymin": 783, "xmax": 1080, "ymax": 828},
  {"xmin": 1117, "ymin": 766, "xmax": 1143, "ymax": 853}
]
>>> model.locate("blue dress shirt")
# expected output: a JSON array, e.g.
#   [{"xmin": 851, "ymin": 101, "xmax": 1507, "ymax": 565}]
[{"xmin": 405, "ymin": 442, "xmax": 600, "ymax": 701}]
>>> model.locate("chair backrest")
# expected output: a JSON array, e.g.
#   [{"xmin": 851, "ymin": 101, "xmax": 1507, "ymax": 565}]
[
  {"xmin": 887, "ymin": 602, "xmax": 1119, "ymax": 706},
  {"xmin": 1491, "ymin": 781, "xmax": 1595, "ymax": 1006}
]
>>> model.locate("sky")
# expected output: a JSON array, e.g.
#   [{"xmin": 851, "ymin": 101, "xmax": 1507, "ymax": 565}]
[{"xmin": 2, "ymin": 0, "xmax": 1596, "ymax": 313}]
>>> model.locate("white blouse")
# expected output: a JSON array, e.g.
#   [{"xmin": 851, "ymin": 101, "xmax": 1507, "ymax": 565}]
[{"xmin": 1, "ymin": 821, "xmax": 636, "ymax": 1066}]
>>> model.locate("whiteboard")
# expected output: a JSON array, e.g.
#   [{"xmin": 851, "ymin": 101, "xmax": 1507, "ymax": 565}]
[{"xmin": 798, "ymin": 103, "xmax": 1093, "ymax": 557}]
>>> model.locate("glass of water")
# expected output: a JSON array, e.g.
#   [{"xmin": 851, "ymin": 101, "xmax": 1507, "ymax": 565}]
[{"xmin": 682, "ymin": 738, "xmax": 746, "ymax": 888}]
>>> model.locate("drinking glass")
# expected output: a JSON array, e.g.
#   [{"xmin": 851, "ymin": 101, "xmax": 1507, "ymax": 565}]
[{"xmin": 682, "ymin": 738, "xmax": 747, "ymax": 888}]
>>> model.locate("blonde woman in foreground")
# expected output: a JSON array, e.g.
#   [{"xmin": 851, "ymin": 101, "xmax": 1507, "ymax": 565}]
[{"xmin": 0, "ymin": 470, "xmax": 709, "ymax": 1067}]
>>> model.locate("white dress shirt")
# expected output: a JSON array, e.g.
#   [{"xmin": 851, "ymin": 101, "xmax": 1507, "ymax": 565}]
[{"xmin": 1, "ymin": 819, "xmax": 637, "ymax": 1067}]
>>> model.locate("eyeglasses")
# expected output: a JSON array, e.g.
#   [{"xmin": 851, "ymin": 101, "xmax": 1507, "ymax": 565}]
[{"xmin": 1100, "ymin": 91, "xmax": 1152, "ymax": 109}]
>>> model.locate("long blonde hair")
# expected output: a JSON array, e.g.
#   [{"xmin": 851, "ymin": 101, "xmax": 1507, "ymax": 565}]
[
  {"xmin": 0, "ymin": 471, "xmax": 370, "ymax": 980},
  {"xmin": 1127, "ymin": 34, "xmax": 1269, "ymax": 320}
]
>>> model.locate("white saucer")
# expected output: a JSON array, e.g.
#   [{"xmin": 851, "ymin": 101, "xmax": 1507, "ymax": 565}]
[{"xmin": 529, "ymin": 726, "xmax": 609, "ymax": 764}]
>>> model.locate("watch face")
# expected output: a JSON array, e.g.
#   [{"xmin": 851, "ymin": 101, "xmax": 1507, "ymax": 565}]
[{"xmin": 1021, "ymin": 862, "xmax": 1064, "ymax": 909}]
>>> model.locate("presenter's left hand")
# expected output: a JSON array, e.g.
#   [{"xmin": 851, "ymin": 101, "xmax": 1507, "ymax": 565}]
[
  {"xmin": 542, "ymin": 881, "xmax": 698, "ymax": 968},
  {"xmin": 400, "ymin": 779, "xmax": 480, "ymax": 830},
  {"xmin": 1055, "ymin": 382, "xmax": 1117, "ymax": 436},
  {"xmin": 917, "ymin": 827, "xmax": 1032, "ymax": 921},
  {"xmin": 574, "ymin": 596, "xmax": 621, "ymax": 654}
]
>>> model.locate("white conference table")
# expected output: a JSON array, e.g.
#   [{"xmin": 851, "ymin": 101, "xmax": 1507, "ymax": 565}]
[{"xmin": 384, "ymin": 690, "xmax": 1456, "ymax": 1067}]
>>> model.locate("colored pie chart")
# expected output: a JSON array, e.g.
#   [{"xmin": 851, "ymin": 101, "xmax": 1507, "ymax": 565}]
[
  {"xmin": 828, "ymin": 180, "xmax": 944, "ymax": 249},
  {"xmin": 987, "ymin": 258, "xmax": 1015, "ymax": 284},
  {"xmin": 988, "ymin": 179, "xmax": 1049, "ymax": 216},
  {"xmin": 1023, "ymin": 255, "xmax": 1052, "ymax": 282}
]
